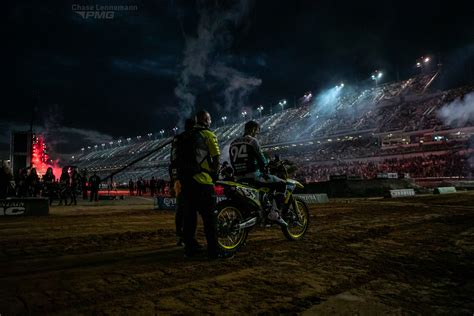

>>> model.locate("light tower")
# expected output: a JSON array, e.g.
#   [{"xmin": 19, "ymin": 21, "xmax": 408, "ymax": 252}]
[
  {"xmin": 257, "ymin": 105, "xmax": 264, "ymax": 118},
  {"xmin": 416, "ymin": 55, "xmax": 431, "ymax": 73},
  {"xmin": 278, "ymin": 100, "xmax": 287, "ymax": 111},
  {"xmin": 371, "ymin": 70, "xmax": 383, "ymax": 86}
]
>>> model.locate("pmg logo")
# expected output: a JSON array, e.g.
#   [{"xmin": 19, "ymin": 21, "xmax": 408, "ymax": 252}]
[
  {"xmin": 72, "ymin": 4, "xmax": 138, "ymax": 20},
  {"xmin": 74, "ymin": 11, "xmax": 115, "ymax": 20}
]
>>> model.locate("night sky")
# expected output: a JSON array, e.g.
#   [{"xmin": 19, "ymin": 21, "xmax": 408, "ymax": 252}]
[{"xmin": 3, "ymin": 0, "xmax": 474, "ymax": 159}]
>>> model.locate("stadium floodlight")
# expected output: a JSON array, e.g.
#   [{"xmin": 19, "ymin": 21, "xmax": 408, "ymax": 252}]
[
  {"xmin": 257, "ymin": 105, "xmax": 264, "ymax": 118},
  {"xmin": 371, "ymin": 70, "xmax": 383, "ymax": 86},
  {"xmin": 278, "ymin": 100, "xmax": 287, "ymax": 110}
]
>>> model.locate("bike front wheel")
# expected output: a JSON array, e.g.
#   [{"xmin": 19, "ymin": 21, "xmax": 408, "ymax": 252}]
[{"xmin": 281, "ymin": 196, "xmax": 310, "ymax": 241}]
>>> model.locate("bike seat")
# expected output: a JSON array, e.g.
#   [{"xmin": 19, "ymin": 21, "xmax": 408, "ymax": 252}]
[{"xmin": 235, "ymin": 178, "xmax": 269, "ymax": 189}]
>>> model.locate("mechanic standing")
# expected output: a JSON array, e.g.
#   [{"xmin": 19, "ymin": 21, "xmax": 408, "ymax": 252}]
[
  {"xmin": 170, "ymin": 118, "xmax": 196, "ymax": 247},
  {"xmin": 179, "ymin": 110, "xmax": 220, "ymax": 259}
]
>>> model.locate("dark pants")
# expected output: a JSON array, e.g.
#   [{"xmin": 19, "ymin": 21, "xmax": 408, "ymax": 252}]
[
  {"xmin": 59, "ymin": 186, "xmax": 69, "ymax": 205},
  {"xmin": 90, "ymin": 189, "xmax": 99, "ymax": 201},
  {"xmin": 182, "ymin": 179, "xmax": 218, "ymax": 257},
  {"xmin": 70, "ymin": 186, "xmax": 77, "ymax": 205},
  {"xmin": 175, "ymin": 193, "xmax": 185, "ymax": 238},
  {"xmin": 240, "ymin": 175, "xmax": 287, "ymax": 207}
]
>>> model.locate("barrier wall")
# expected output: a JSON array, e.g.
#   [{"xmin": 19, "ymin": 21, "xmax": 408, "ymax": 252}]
[
  {"xmin": 434, "ymin": 187, "xmax": 457, "ymax": 194},
  {"xmin": 154, "ymin": 194, "xmax": 328, "ymax": 210},
  {"xmin": 295, "ymin": 194, "xmax": 329, "ymax": 204},
  {"xmin": 389, "ymin": 189, "xmax": 416, "ymax": 198}
]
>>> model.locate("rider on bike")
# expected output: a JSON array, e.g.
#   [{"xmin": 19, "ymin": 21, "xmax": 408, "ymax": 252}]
[{"xmin": 229, "ymin": 120, "xmax": 287, "ymax": 226}]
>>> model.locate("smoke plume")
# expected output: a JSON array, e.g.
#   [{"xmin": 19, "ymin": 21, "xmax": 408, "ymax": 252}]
[
  {"xmin": 174, "ymin": 0, "xmax": 259, "ymax": 124},
  {"xmin": 209, "ymin": 63, "xmax": 262, "ymax": 113},
  {"xmin": 437, "ymin": 92, "xmax": 474, "ymax": 127}
]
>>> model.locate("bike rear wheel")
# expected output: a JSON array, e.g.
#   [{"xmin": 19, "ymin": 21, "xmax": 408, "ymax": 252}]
[{"xmin": 216, "ymin": 201, "xmax": 249, "ymax": 253}]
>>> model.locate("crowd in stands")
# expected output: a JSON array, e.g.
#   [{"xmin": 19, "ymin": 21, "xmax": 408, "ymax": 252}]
[
  {"xmin": 294, "ymin": 152, "xmax": 473, "ymax": 183},
  {"xmin": 3, "ymin": 73, "xmax": 472, "ymax": 201},
  {"xmin": 274, "ymin": 136, "xmax": 471, "ymax": 164},
  {"xmin": 66, "ymin": 73, "xmax": 473, "ymax": 185}
]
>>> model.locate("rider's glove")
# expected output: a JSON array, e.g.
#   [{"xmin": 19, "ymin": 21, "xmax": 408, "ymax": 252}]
[{"xmin": 173, "ymin": 180, "xmax": 181, "ymax": 197}]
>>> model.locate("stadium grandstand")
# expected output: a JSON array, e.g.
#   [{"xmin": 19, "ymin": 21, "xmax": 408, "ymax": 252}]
[{"xmin": 71, "ymin": 71, "xmax": 474, "ymax": 185}]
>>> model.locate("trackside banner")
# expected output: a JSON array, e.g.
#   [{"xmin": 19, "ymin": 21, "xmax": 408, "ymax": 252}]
[
  {"xmin": 154, "ymin": 194, "xmax": 328, "ymax": 210},
  {"xmin": 0, "ymin": 198, "xmax": 49, "ymax": 216}
]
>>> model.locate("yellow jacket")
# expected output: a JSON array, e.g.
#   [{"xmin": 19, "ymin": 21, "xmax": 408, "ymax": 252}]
[{"xmin": 193, "ymin": 126, "xmax": 220, "ymax": 185}]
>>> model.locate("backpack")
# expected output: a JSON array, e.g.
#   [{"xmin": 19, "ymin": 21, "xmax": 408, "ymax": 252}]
[{"xmin": 171, "ymin": 127, "xmax": 205, "ymax": 181}]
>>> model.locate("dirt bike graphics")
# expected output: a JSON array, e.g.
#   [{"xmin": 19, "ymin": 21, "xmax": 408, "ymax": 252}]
[{"xmin": 215, "ymin": 178, "xmax": 310, "ymax": 254}]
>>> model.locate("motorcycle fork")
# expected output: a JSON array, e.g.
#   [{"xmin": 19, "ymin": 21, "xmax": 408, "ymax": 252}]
[
  {"xmin": 290, "ymin": 196, "xmax": 304, "ymax": 222},
  {"xmin": 284, "ymin": 191, "xmax": 292, "ymax": 205}
]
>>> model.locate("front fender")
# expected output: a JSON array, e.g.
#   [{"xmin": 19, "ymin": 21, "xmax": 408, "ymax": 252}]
[{"xmin": 286, "ymin": 179, "xmax": 304, "ymax": 189}]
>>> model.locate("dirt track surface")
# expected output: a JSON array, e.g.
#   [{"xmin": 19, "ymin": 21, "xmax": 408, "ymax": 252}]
[{"xmin": 1, "ymin": 193, "xmax": 474, "ymax": 315}]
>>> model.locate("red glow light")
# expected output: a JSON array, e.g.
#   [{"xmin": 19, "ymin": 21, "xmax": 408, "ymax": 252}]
[{"xmin": 31, "ymin": 135, "xmax": 62, "ymax": 179}]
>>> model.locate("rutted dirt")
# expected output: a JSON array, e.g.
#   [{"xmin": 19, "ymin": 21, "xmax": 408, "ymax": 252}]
[{"xmin": 0, "ymin": 193, "xmax": 473, "ymax": 315}]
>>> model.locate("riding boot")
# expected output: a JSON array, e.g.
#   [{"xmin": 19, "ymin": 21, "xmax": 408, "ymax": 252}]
[{"xmin": 268, "ymin": 198, "xmax": 288, "ymax": 226}]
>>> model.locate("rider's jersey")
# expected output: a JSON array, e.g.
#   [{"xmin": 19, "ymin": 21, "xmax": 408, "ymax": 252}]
[{"xmin": 229, "ymin": 135, "xmax": 268, "ymax": 177}]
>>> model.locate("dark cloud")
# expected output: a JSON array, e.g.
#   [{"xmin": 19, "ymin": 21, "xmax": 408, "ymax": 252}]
[
  {"xmin": 3, "ymin": 0, "xmax": 474, "ymax": 159},
  {"xmin": 112, "ymin": 57, "xmax": 179, "ymax": 77}
]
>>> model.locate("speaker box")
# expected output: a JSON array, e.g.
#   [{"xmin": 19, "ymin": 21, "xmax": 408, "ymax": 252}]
[{"xmin": 10, "ymin": 131, "xmax": 33, "ymax": 177}]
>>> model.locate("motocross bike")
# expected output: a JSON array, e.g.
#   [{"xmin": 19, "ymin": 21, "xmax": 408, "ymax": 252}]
[{"xmin": 214, "ymin": 160, "xmax": 310, "ymax": 254}]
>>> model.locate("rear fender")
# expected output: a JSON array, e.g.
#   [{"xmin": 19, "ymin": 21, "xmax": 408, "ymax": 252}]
[{"xmin": 217, "ymin": 181, "xmax": 261, "ymax": 209}]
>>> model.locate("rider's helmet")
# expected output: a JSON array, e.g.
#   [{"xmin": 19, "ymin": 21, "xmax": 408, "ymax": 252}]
[{"xmin": 244, "ymin": 120, "xmax": 260, "ymax": 136}]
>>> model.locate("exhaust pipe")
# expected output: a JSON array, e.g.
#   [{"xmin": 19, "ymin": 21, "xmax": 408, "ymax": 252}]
[{"xmin": 238, "ymin": 217, "xmax": 257, "ymax": 229}]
